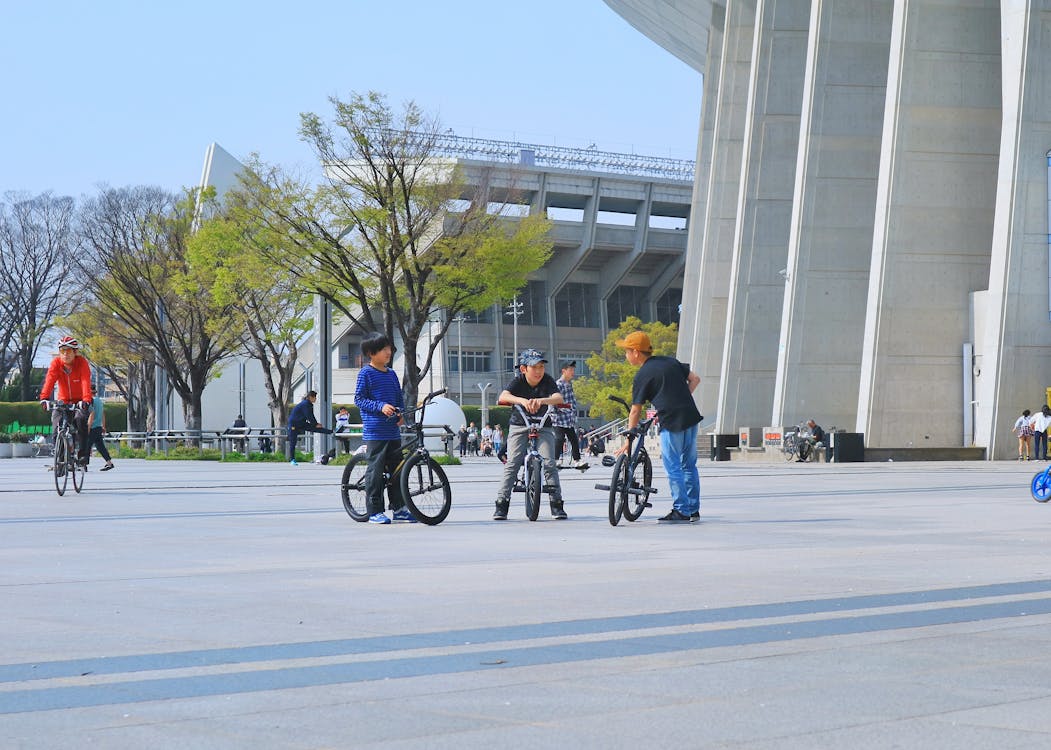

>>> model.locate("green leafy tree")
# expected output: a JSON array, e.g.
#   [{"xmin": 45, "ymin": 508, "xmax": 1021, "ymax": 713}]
[
  {"xmin": 60, "ymin": 301, "xmax": 157, "ymax": 431},
  {"xmin": 186, "ymin": 211, "xmax": 314, "ymax": 429},
  {"xmin": 574, "ymin": 317, "xmax": 680, "ymax": 422},
  {"xmin": 230, "ymin": 91, "xmax": 553, "ymax": 407}
]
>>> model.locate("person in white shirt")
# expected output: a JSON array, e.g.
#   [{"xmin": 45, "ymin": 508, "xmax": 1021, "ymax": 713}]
[{"xmin": 1031, "ymin": 406, "xmax": 1051, "ymax": 461}]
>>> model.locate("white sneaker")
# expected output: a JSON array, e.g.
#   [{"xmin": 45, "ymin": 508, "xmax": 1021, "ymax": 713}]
[{"xmin": 574, "ymin": 459, "xmax": 590, "ymax": 469}]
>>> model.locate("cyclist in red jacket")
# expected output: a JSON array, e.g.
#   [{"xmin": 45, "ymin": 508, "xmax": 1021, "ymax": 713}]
[{"xmin": 38, "ymin": 335, "xmax": 93, "ymax": 466}]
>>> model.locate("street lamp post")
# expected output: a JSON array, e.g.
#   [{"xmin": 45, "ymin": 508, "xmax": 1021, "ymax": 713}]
[
  {"xmin": 505, "ymin": 296, "xmax": 523, "ymax": 368},
  {"xmin": 454, "ymin": 315, "xmax": 466, "ymax": 405}
]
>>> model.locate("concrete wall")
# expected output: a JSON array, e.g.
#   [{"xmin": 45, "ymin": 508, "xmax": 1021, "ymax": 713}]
[
  {"xmin": 857, "ymin": 0, "xmax": 1001, "ymax": 448},
  {"xmin": 771, "ymin": 0, "xmax": 892, "ymax": 431}
]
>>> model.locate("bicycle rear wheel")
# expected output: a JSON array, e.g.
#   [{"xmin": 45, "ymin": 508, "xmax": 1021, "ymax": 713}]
[
  {"xmin": 607, "ymin": 454, "xmax": 627, "ymax": 526},
  {"xmin": 1032, "ymin": 470, "xmax": 1051, "ymax": 502},
  {"xmin": 340, "ymin": 455, "xmax": 369, "ymax": 521},
  {"xmin": 621, "ymin": 449, "xmax": 654, "ymax": 522},
  {"xmin": 525, "ymin": 454, "xmax": 542, "ymax": 521},
  {"xmin": 53, "ymin": 435, "xmax": 68, "ymax": 496},
  {"xmin": 399, "ymin": 453, "xmax": 452, "ymax": 525}
]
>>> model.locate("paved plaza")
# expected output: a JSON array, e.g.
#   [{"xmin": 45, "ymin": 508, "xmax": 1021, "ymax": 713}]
[{"xmin": 3, "ymin": 455, "xmax": 1051, "ymax": 748}]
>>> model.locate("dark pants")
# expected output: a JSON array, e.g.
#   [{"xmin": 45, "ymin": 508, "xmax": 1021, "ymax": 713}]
[
  {"xmin": 52, "ymin": 404, "xmax": 89, "ymax": 461},
  {"xmin": 555, "ymin": 426, "xmax": 581, "ymax": 462},
  {"xmin": 1036, "ymin": 431, "xmax": 1048, "ymax": 460},
  {"xmin": 364, "ymin": 439, "xmax": 405, "ymax": 515},
  {"xmin": 259, "ymin": 436, "xmax": 272, "ymax": 453},
  {"xmin": 88, "ymin": 426, "xmax": 111, "ymax": 463},
  {"xmin": 287, "ymin": 425, "xmax": 331, "ymax": 457}
]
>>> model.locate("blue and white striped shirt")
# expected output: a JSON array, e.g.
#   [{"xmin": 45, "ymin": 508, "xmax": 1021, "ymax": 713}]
[{"xmin": 354, "ymin": 365, "xmax": 404, "ymax": 441}]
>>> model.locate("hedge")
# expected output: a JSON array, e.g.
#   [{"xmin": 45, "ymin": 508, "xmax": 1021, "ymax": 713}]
[{"xmin": 0, "ymin": 401, "xmax": 128, "ymax": 434}]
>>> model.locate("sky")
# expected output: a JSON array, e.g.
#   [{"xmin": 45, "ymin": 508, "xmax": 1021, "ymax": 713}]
[{"xmin": 2, "ymin": 1, "xmax": 702, "ymax": 199}]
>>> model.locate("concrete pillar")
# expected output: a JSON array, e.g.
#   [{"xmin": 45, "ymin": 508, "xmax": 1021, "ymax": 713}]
[
  {"xmin": 770, "ymin": 0, "xmax": 893, "ymax": 431},
  {"xmin": 677, "ymin": 4, "xmax": 724, "ymax": 368},
  {"xmin": 715, "ymin": 0, "xmax": 811, "ymax": 431},
  {"xmin": 977, "ymin": 0, "xmax": 1051, "ymax": 459},
  {"xmin": 680, "ymin": 0, "xmax": 755, "ymax": 427},
  {"xmin": 857, "ymin": 0, "xmax": 1001, "ymax": 448}
]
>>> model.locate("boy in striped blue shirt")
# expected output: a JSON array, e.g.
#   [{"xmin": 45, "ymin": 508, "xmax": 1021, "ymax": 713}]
[{"xmin": 354, "ymin": 333, "xmax": 414, "ymax": 524}]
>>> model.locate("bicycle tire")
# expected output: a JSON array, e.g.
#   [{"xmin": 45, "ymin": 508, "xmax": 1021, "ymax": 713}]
[
  {"xmin": 798, "ymin": 440, "xmax": 812, "ymax": 463},
  {"xmin": 525, "ymin": 454, "xmax": 542, "ymax": 521},
  {"xmin": 608, "ymin": 454, "xmax": 627, "ymax": 526},
  {"xmin": 783, "ymin": 434, "xmax": 798, "ymax": 461},
  {"xmin": 53, "ymin": 433, "xmax": 69, "ymax": 496},
  {"xmin": 340, "ymin": 455, "xmax": 370, "ymax": 521},
  {"xmin": 622, "ymin": 448, "xmax": 654, "ymax": 522},
  {"xmin": 71, "ymin": 437, "xmax": 84, "ymax": 494},
  {"xmin": 1032, "ymin": 470, "xmax": 1051, "ymax": 503},
  {"xmin": 399, "ymin": 453, "xmax": 452, "ymax": 525}
]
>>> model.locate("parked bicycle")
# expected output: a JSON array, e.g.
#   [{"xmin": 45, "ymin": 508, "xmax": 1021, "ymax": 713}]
[
  {"xmin": 596, "ymin": 395, "xmax": 658, "ymax": 526},
  {"xmin": 782, "ymin": 422, "xmax": 816, "ymax": 462},
  {"xmin": 48, "ymin": 401, "xmax": 85, "ymax": 496},
  {"xmin": 500, "ymin": 401, "xmax": 570, "ymax": 521},
  {"xmin": 340, "ymin": 388, "xmax": 452, "ymax": 525}
]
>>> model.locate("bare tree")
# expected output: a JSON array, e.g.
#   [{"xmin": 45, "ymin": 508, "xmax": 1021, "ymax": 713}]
[
  {"xmin": 76, "ymin": 186, "xmax": 239, "ymax": 432},
  {"xmin": 0, "ymin": 192, "xmax": 79, "ymax": 399}
]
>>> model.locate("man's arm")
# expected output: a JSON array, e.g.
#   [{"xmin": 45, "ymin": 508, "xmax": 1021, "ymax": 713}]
[
  {"xmin": 686, "ymin": 371, "xmax": 700, "ymax": 394},
  {"xmin": 626, "ymin": 403, "xmax": 644, "ymax": 430}
]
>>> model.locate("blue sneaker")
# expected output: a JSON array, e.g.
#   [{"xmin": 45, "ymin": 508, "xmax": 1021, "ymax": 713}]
[
  {"xmin": 368, "ymin": 513, "xmax": 391, "ymax": 524},
  {"xmin": 392, "ymin": 508, "xmax": 418, "ymax": 523},
  {"xmin": 289, "ymin": 459, "xmax": 298, "ymax": 466}
]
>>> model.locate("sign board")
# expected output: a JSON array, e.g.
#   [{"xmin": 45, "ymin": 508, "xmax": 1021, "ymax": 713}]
[{"xmin": 763, "ymin": 426, "xmax": 784, "ymax": 449}]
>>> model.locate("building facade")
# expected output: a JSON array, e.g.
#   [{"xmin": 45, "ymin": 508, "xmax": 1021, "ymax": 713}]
[{"xmin": 606, "ymin": 0, "xmax": 1051, "ymax": 458}]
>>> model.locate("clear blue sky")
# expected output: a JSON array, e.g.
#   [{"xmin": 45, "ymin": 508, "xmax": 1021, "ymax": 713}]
[{"xmin": 2, "ymin": 1, "xmax": 702, "ymax": 199}]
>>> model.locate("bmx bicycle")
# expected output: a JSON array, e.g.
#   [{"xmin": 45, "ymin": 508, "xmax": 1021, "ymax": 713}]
[
  {"xmin": 47, "ymin": 401, "xmax": 86, "ymax": 496},
  {"xmin": 1031, "ymin": 463, "xmax": 1051, "ymax": 502},
  {"xmin": 596, "ymin": 395, "xmax": 659, "ymax": 526},
  {"xmin": 500, "ymin": 401, "xmax": 570, "ymax": 521},
  {"xmin": 340, "ymin": 388, "xmax": 453, "ymax": 525}
]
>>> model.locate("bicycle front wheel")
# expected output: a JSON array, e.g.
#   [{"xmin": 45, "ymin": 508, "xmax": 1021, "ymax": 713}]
[
  {"xmin": 525, "ymin": 454, "xmax": 542, "ymax": 521},
  {"xmin": 399, "ymin": 453, "xmax": 451, "ymax": 525},
  {"xmin": 53, "ymin": 435, "xmax": 69, "ymax": 496},
  {"xmin": 608, "ymin": 454, "xmax": 627, "ymax": 526},
  {"xmin": 340, "ymin": 455, "xmax": 369, "ymax": 521},
  {"xmin": 622, "ymin": 448, "xmax": 654, "ymax": 522},
  {"xmin": 783, "ymin": 435, "xmax": 798, "ymax": 462},
  {"xmin": 1032, "ymin": 470, "xmax": 1051, "ymax": 503},
  {"xmin": 71, "ymin": 444, "xmax": 85, "ymax": 494}
]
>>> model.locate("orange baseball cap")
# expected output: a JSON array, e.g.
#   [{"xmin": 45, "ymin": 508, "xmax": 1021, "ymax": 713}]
[{"xmin": 615, "ymin": 331, "xmax": 652, "ymax": 353}]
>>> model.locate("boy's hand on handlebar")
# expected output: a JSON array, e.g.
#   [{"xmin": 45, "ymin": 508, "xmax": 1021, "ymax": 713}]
[
  {"xmin": 524, "ymin": 398, "xmax": 543, "ymax": 414},
  {"xmin": 381, "ymin": 404, "xmax": 398, "ymax": 417}
]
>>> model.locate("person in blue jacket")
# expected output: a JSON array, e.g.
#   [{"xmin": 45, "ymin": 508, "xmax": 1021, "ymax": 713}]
[
  {"xmin": 354, "ymin": 332, "xmax": 413, "ymax": 524},
  {"xmin": 287, "ymin": 390, "xmax": 331, "ymax": 465}
]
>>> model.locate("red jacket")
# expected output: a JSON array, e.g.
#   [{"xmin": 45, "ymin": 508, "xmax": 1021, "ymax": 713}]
[{"xmin": 38, "ymin": 355, "xmax": 93, "ymax": 403}]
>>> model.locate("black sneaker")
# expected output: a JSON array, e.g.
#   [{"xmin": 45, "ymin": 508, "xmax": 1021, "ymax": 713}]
[
  {"xmin": 550, "ymin": 502, "xmax": 568, "ymax": 520},
  {"xmin": 658, "ymin": 509, "xmax": 692, "ymax": 523},
  {"xmin": 492, "ymin": 502, "xmax": 509, "ymax": 521},
  {"xmin": 690, "ymin": 511, "xmax": 700, "ymax": 522}
]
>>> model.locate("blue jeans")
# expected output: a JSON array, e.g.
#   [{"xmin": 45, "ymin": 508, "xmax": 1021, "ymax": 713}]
[{"xmin": 660, "ymin": 424, "xmax": 700, "ymax": 515}]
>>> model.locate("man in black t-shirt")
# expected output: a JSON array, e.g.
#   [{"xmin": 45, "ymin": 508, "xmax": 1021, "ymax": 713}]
[
  {"xmin": 492, "ymin": 348, "xmax": 566, "ymax": 521},
  {"xmin": 616, "ymin": 331, "xmax": 702, "ymax": 523}
]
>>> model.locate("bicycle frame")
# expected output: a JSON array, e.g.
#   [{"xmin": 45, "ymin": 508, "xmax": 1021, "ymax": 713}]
[{"xmin": 599, "ymin": 395, "xmax": 658, "ymax": 525}]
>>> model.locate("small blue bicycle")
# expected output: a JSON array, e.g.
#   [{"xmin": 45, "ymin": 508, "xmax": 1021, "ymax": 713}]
[{"xmin": 1031, "ymin": 465, "xmax": 1051, "ymax": 502}]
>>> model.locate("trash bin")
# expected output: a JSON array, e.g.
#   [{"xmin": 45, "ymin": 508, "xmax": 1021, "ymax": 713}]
[
  {"xmin": 712, "ymin": 433, "xmax": 739, "ymax": 461},
  {"xmin": 831, "ymin": 432, "xmax": 864, "ymax": 463}
]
